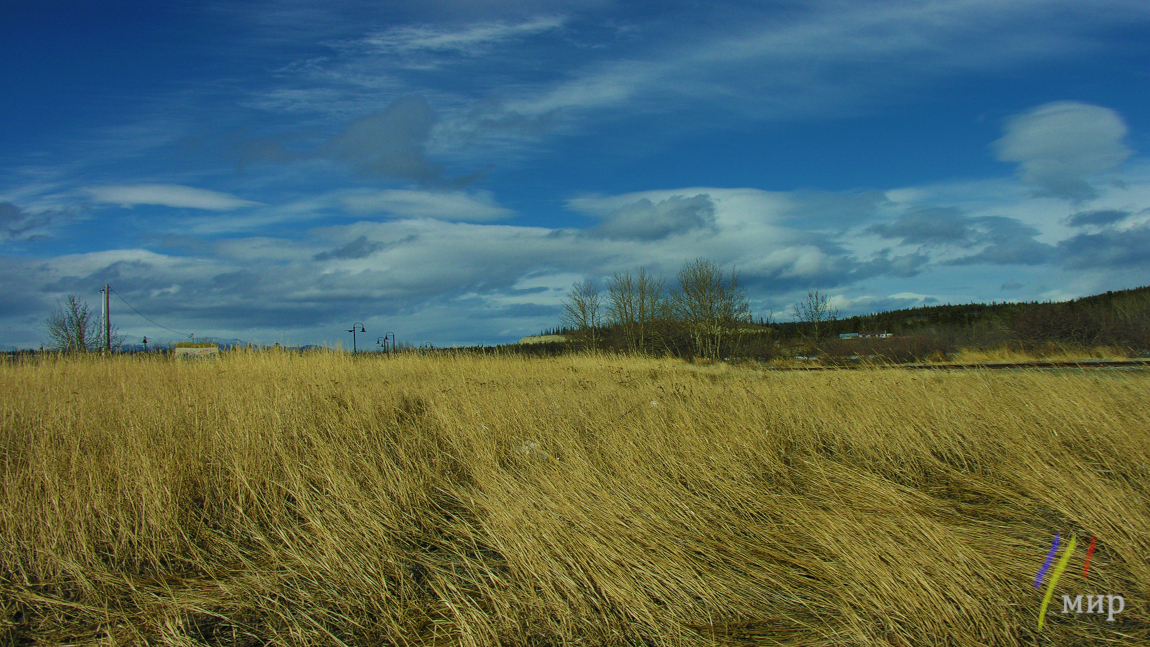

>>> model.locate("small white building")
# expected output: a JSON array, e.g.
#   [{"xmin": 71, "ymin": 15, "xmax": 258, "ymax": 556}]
[{"xmin": 174, "ymin": 342, "xmax": 219, "ymax": 359}]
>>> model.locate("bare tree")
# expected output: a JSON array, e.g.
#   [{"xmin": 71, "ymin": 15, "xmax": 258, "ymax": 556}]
[
  {"xmin": 792, "ymin": 289, "xmax": 839, "ymax": 342},
  {"xmin": 633, "ymin": 268, "xmax": 666, "ymax": 354},
  {"xmin": 606, "ymin": 271, "xmax": 635, "ymax": 351},
  {"xmin": 559, "ymin": 279, "xmax": 603, "ymax": 348},
  {"xmin": 607, "ymin": 268, "xmax": 666, "ymax": 354},
  {"xmin": 670, "ymin": 259, "xmax": 752, "ymax": 360},
  {"xmin": 43, "ymin": 294, "xmax": 125, "ymax": 352}
]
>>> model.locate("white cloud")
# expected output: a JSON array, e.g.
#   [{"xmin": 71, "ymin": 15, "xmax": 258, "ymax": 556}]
[
  {"xmin": 569, "ymin": 187, "xmax": 786, "ymax": 218},
  {"xmin": 993, "ymin": 101, "xmax": 1132, "ymax": 201},
  {"xmin": 11, "ymin": 165, "xmax": 1150, "ymax": 348},
  {"xmin": 225, "ymin": 0, "xmax": 1150, "ymax": 173},
  {"xmin": 364, "ymin": 16, "xmax": 565, "ymax": 56},
  {"xmin": 341, "ymin": 189, "xmax": 515, "ymax": 221},
  {"xmin": 164, "ymin": 189, "xmax": 514, "ymax": 236},
  {"xmin": 753, "ymin": 245, "xmax": 834, "ymax": 278},
  {"xmin": 86, "ymin": 184, "xmax": 263, "ymax": 211},
  {"xmin": 576, "ymin": 194, "xmax": 716, "ymax": 241},
  {"xmin": 503, "ymin": 1, "xmax": 1150, "ymax": 122},
  {"xmin": 505, "ymin": 58, "xmax": 656, "ymax": 117},
  {"xmin": 888, "ymin": 292, "xmax": 935, "ymax": 301}
]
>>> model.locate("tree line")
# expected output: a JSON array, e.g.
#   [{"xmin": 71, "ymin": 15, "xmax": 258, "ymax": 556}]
[
  {"xmin": 38, "ymin": 272, "xmax": 1150, "ymax": 361},
  {"xmin": 560, "ymin": 258, "xmax": 767, "ymax": 360},
  {"xmin": 778, "ymin": 286, "xmax": 1150, "ymax": 352},
  {"xmin": 559, "ymin": 261, "xmax": 1150, "ymax": 361}
]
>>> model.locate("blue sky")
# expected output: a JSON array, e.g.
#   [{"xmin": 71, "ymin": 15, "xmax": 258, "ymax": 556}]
[{"xmin": 3, "ymin": 0, "xmax": 1150, "ymax": 349}]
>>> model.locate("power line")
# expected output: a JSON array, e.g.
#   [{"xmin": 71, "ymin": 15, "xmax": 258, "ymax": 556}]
[{"xmin": 108, "ymin": 288, "xmax": 191, "ymax": 338}]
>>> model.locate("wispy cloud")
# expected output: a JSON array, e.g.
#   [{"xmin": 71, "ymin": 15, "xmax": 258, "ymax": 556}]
[
  {"xmin": 319, "ymin": 95, "xmax": 442, "ymax": 182},
  {"xmin": 223, "ymin": 1, "xmax": 1150, "ymax": 173},
  {"xmin": 502, "ymin": 0, "xmax": 1150, "ymax": 121},
  {"xmin": 313, "ymin": 235, "xmax": 383, "ymax": 260},
  {"xmin": 1065, "ymin": 209, "xmax": 1130, "ymax": 227},
  {"xmin": 85, "ymin": 184, "xmax": 263, "ymax": 211},
  {"xmin": 341, "ymin": 189, "xmax": 514, "ymax": 221},
  {"xmin": 313, "ymin": 233, "xmax": 419, "ymax": 261},
  {"xmin": 363, "ymin": 16, "xmax": 565, "ymax": 57},
  {"xmin": 164, "ymin": 188, "xmax": 515, "ymax": 236},
  {"xmin": 0, "ymin": 201, "xmax": 84, "ymax": 242},
  {"xmin": 237, "ymin": 95, "xmax": 486, "ymax": 187}
]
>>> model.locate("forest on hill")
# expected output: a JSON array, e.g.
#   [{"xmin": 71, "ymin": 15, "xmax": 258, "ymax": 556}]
[
  {"xmin": 776, "ymin": 285, "xmax": 1150, "ymax": 344},
  {"xmin": 531, "ymin": 272, "xmax": 1150, "ymax": 362}
]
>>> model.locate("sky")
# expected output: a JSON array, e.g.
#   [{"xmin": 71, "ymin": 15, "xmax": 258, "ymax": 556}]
[{"xmin": 3, "ymin": 0, "xmax": 1150, "ymax": 349}]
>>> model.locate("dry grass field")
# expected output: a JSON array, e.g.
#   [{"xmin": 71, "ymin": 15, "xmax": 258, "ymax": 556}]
[
  {"xmin": 1, "ymin": 350, "xmax": 1148, "ymax": 646},
  {"xmin": 939, "ymin": 346, "xmax": 1144, "ymax": 365}
]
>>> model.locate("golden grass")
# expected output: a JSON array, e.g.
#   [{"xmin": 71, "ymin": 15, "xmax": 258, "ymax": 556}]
[
  {"xmin": 945, "ymin": 345, "xmax": 1139, "ymax": 364},
  {"xmin": 2, "ymin": 350, "xmax": 1148, "ymax": 646},
  {"xmin": 761, "ymin": 343, "xmax": 1144, "ymax": 368}
]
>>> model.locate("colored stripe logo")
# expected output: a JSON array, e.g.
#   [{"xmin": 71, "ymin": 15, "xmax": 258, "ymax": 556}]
[
  {"xmin": 1034, "ymin": 533, "xmax": 1107, "ymax": 629},
  {"xmin": 1037, "ymin": 534, "xmax": 1077, "ymax": 629},
  {"xmin": 1082, "ymin": 535, "xmax": 1097, "ymax": 578},
  {"xmin": 1034, "ymin": 532, "xmax": 1060, "ymax": 589}
]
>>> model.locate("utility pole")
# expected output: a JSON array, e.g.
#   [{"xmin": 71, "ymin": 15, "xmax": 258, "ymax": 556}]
[{"xmin": 102, "ymin": 285, "xmax": 111, "ymax": 355}]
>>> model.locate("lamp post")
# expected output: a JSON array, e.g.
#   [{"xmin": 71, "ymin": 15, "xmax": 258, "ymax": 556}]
[
  {"xmin": 347, "ymin": 322, "xmax": 366, "ymax": 353},
  {"xmin": 379, "ymin": 333, "xmax": 397, "ymax": 353}
]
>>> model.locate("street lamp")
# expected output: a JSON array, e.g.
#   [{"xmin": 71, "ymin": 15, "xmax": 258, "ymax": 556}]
[{"xmin": 347, "ymin": 322, "xmax": 366, "ymax": 353}]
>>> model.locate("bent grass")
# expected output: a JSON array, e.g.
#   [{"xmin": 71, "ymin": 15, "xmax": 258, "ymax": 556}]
[{"xmin": 1, "ymin": 350, "xmax": 1148, "ymax": 645}]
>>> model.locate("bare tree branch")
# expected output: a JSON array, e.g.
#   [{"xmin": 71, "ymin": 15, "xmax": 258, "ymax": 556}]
[
  {"xmin": 670, "ymin": 259, "xmax": 751, "ymax": 360},
  {"xmin": 560, "ymin": 279, "xmax": 603, "ymax": 349},
  {"xmin": 792, "ymin": 289, "xmax": 839, "ymax": 343},
  {"xmin": 607, "ymin": 268, "xmax": 666, "ymax": 354},
  {"xmin": 43, "ymin": 295, "xmax": 126, "ymax": 352}
]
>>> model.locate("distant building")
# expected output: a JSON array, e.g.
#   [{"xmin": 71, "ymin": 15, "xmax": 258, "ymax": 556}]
[
  {"xmin": 859, "ymin": 330, "xmax": 891, "ymax": 338},
  {"xmin": 839, "ymin": 333, "xmax": 859, "ymax": 339},
  {"xmin": 174, "ymin": 342, "xmax": 219, "ymax": 359}
]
